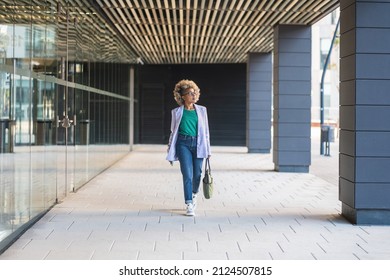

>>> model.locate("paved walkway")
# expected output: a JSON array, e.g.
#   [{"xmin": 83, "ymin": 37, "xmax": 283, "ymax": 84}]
[{"xmin": 1, "ymin": 129, "xmax": 390, "ymax": 260}]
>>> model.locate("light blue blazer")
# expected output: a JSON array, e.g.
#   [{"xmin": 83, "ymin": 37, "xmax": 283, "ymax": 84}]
[{"xmin": 166, "ymin": 104, "xmax": 211, "ymax": 162}]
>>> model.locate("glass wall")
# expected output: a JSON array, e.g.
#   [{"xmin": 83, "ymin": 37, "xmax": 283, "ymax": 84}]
[{"xmin": 0, "ymin": 1, "xmax": 134, "ymax": 252}]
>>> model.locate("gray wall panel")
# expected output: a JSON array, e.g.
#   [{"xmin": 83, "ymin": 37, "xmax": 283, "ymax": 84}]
[
  {"xmin": 277, "ymin": 109, "xmax": 311, "ymax": 123},
  {"xmin": 275, "ymin": 138, "xmax": 311, "ymax": 151},
  {"xmin": 248, "ymin": 110, "xmax": 271, "ymax": 121},
  {"xmin": 250, "ymin": 94, "xmax": 272, "ymax": 102},
  {"xmin": 339, "ymin": 178, "xmax": 355, "ymax": 208},
  {"xmin": 248, "ymin": 101, "xmax": 271, "ymax": 111},
  {"xmin": 276, "ymin": 151, "xmax": 311, "ymax": 165},
  {"xmin": 339, "ymin": 153, "xmax": 355, "ymax": 182},
  {"xmin": 357, "ymin": 28, "xmax": 390, "ymax": 53},
  {"xmin": 274, "ymin": 123, "xmax": 311, "ymax": 137},
  {"xmin": 356, "ymin": 54, "xmax": 390, "ymax": 79},
  {"xmin": 276, "ymin": 25, "xmax": 311, "ymax": 38},
  {"xmin": 356, "ymin": 2, "xmax": 390, "ymax": 28},
  {"xmin": 248, "ymin": 81, "xmax": 272, "ymax": 91},
  {"xmin": 277, "ymin": 53, "xmax": 311, "ymax": 66},
  {"xmin": 356, "ymin": 80, "xmax": 390, "ymax": 105},
  {"xmin": 355, "ymin": 183, "xmax": 390, "ymax": 208},
  {"xmin": 340, "ymin": 29, "xmax": 356, "ymax": 58},
  {"xmin": 356, "ymin": 158, "xmax": 390, "ymax": 182},
  {"xmin": 277, "ymin": 95, "xmax": 311, "ymax": 109},
  {"xmin": 278, "ymin": 39, "xmax": 311, "ymax": 53},
  {"xmin": 340, "ymin": 3, "xmax": 356, "ymax": 34},
  {"xmin": 356, "ymin": 106, "xmax": 390, "ymax": 130},
  {"xmin": 247, "ymin": 53, "xmax": 272, "ymax": 153},
  {"xmin": 248, "ymin": 72, "xmax": 272, "ymax": 81},
  {"xmin": 357, "ymin": 132, "xmax": 390, "ymax": 156},
  {"xmin": 250, "ymin": 141, "xmax": 271, "ymax": 151},
  {"xmin": 340, "ymin": 79, "xmax": 390, "ymax": 106},
  {"xmin": 278, "ymin": 81, "xmax": 311, "ymax": 95},
  {"xmin": 249, "ymin": 121, "xmax": 271, "ymax": 130},
  {"xmin": 339, "ymin": 129, "xmax": 356, "ymax": 156},
  {"xmin": 278, "ymin": 67, "xmax": 311, "ymax": 81},
  {"xmin": 249, "ymin": 65, "xmax": 272, "ymax": 74},
  {"xmin": 339, "ymin": 80, "xmax": 355, "ymax": 106},
  {"xmin": 340, "ymin": 55, "xmax": 356, "ymax": 82},
  {"xmin": 249, "ymin": 130, "xmax": 272, "ymax": 140},
  {"xmin": 339, "ymin": 105, "xmax": 355, "ymax": 130}
]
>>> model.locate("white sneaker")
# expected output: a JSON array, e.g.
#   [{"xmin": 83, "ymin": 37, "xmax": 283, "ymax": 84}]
[
  {"xmin": 192, "ymin": 193, "xmax": 198, "ymax": 209},
  {"xmin": 186, "ymin": 203, "xmax": 195, "ymax": 216}
]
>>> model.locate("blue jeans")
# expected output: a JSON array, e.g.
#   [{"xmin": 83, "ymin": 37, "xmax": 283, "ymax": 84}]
[{"xmin": 176, "ymin": 134, "xmax": 204, "ymax": 204}]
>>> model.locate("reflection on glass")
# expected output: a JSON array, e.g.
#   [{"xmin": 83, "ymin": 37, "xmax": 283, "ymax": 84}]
[{"xmin": 0, "ymin": 2, "xmax": 132, "ymax": 252}]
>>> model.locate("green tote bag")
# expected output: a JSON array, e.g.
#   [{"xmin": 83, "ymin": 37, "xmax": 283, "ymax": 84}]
[{"xmin": 202, "ymin": 158, "xmax": 213, "ymax": 199}]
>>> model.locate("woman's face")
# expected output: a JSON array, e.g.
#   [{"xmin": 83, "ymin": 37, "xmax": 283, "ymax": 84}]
[{"xmin": 182, "ymin": 88, "xmax": 196, "ymax": 104}]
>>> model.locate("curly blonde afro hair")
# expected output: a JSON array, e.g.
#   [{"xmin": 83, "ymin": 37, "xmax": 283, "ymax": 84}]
[{"xmin": 173, "ymin": 79, "xmax": 201, "ymax": 106}]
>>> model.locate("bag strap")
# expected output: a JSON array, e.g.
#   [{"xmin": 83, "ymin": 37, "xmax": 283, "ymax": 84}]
[{"xmin": 205, "ymin": 158, "xmax": 211, "ymax": 173}]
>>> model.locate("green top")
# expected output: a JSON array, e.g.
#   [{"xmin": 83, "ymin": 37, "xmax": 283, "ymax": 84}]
[{"xmin": 179, "ymin": 109, "xmax": 198, "ymax": 137}]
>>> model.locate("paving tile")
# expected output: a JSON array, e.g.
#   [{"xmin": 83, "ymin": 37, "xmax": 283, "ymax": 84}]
[
  {"xmin": 129, "ymin": 231, "xmax": 170, "ymax": 242},
  {"xmin": 137, "ymin": 251, "xmax": 183, "ymax": 260},
  {"xmin": 208, "ymin": 231, "xmax": 253, "ymax": 243},
  {"xmin": 144, "ymin": 223, "xmax": 184, "ymax": 233},
  {"xmin": 17, "ymin": 228, "xmax": 53, "ymax": 240},
  {"xmin": 45, "ymin": 249, "xmax": 94, "ymax": 260},
  {"xmin": 88, "ymin": 230, "xmax": 131, "ymax": 241},
  {"xmin": 22, "ymin": 239, "xmax": 72, "ymax": 251},
  {"xmin": 0, "ymin": 248, "xmax": 49, "ymax": 260},
  {"xmin": 197, "ymin": 240, "xmax": 241, "ymax": 254},
  {"xmin": 91, "ymin": 250, "xmax": 139, "ymax": 260},
  {"xmin": 123, "ymin": 215, "xmax": 160, "ymax": 224},
  {"xmin": 354, "ymin": 252, "xmax": 390, "ymax": 260},
  {"xmin": 154, "ymin": 240, "xmax": 197, "ymax": 253},
  {"xmin": 313, "ymin": 252, "xmax": 360, "ymax": 260},
  {"xmin": 106, "ymin": 221, "xmax": 146, "ymax": 231},
  {"xmin": 48, "ymin": 213, "xmax": 89, "ymax": 223},
  {"xmin": 2, "ymin": 135, "xmax": 390, "ymax": 260},
  {"xmin": 183, "ymin": 251, "xmax": 229, "ymax": 260},
  {"xmin": 268, "ymin": 251, "xmax": 317, "ymax": 260},
  {"xmin": 31, "ymin": 220, "xmax": 74, "ymax": 231},
  {"xmin": 87, "ymin": 215, "xmax": 127, "ymax": 223},
  {"xmin": 67, "ymin": 221, "xmax": 111, "ymax": 231},
  {"xmin": 227, "ymin": 251, "xmax": 273, "ymax": 260},
  {"xmin": 45, "ymin": 229, "xmax": 92, "ymax": 241},
  {"xmin": 168, "ymin": 231, "xmax": 209, "ymax": 242},
  {"xmin": 67, "ymin": 239, "xmax": 114, "ymax": 252},
  {"xmin": 110, "ymin": 240, "xmax": 154, "ymax": 253}
]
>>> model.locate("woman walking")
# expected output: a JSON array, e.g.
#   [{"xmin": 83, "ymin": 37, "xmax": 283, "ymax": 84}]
[{"xmin": 166, "ymin": 79, "xmax": 211, "ymax": 216}]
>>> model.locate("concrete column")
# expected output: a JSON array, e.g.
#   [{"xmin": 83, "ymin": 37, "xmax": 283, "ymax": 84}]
[
  {"xmin": 273, "ymin": 25, "xmax": 312, "ymax": 173},
  {"xmin": 246, "ymin": 53, "xmax": 272, "ymax": 153},
  {"xmin": 340, "ymin": 0, "xmax": 390, "ymax": 224}
]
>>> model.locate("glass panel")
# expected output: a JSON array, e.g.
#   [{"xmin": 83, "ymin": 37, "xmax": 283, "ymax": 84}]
[
  {"xmin": 12, "ymin": 4, "xmax": 34, "ymax": 234},
  {"xmin": 0, "ymin": 13, "xmax": 14, "ymax": 242},
  {"xmin": 0, "ymin": 0, "xmax": 131, "ymax": 251}
]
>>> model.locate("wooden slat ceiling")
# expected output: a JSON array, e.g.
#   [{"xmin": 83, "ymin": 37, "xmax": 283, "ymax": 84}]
[
  {"xmin": 0, "ymin": 0, "xmax": 339, "ymax": 64},
  {"xmin": 94, "ymin": 0, "xmax": 340, "ymax": 64}
]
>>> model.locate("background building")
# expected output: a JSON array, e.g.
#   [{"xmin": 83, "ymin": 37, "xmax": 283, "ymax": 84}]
[{"xmin": 312, "ymin": 9, "xmax": 340, "ymax": 128}]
